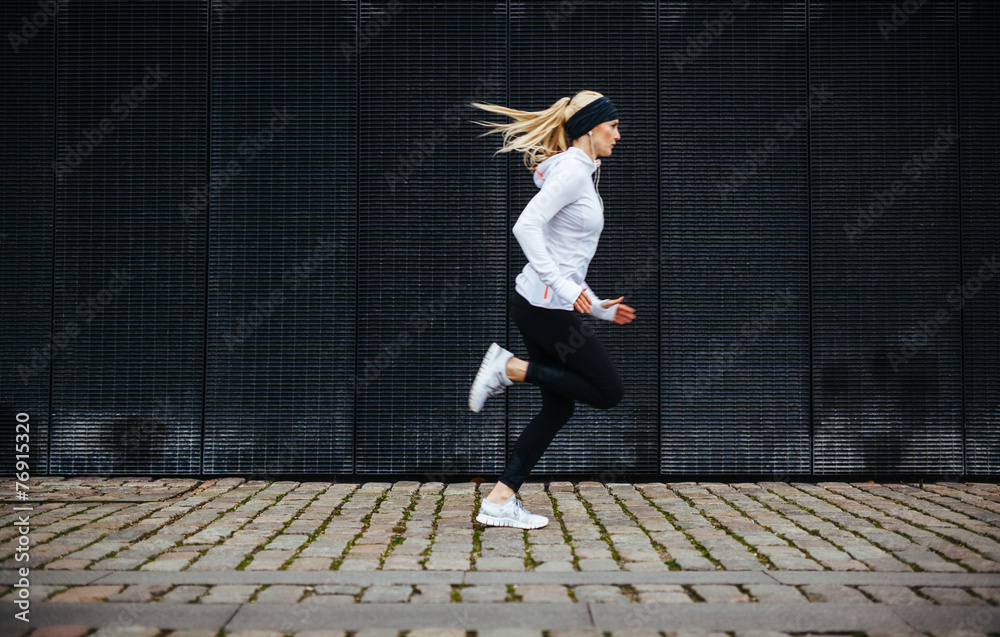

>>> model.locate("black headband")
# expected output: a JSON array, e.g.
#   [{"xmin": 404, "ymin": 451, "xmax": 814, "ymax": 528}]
[{"xmin": 564, "ymin": 96, "xmax": 619, "ymax": 141}]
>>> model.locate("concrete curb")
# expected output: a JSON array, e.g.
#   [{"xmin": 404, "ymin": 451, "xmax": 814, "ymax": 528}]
[
  {"xmin": 2, "ymin": 602, "xmax": 997, "ymax": 633},
  {"xmin": 4, "ymin": 568, "xmax": 998, "ymax": 588}
]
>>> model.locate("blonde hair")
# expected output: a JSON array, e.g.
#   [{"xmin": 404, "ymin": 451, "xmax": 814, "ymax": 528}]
[{"xmin": 468, "ymin": 90, "xmax": 605, "ymax": 172}]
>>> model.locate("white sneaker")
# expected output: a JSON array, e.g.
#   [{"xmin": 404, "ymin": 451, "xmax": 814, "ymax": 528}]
[
  {"xmin": 476, "ymin": 492, "xmax": 549, "ymax": 529},
  {"xmin": 468, "ymin": 342, "xmax": 514, "ymax": 413}
]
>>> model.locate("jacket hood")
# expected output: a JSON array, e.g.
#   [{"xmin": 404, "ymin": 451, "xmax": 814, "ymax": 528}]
[{"xmin": 532, "ymin": 146, "xmax": 600, "ymax": 189}]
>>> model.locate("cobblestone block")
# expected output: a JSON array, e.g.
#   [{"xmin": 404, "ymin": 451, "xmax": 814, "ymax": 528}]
[
  {"xmin": 633, "ymin": 584, "xmax": 692, "ymax": 603},
  {"xmin": 800, "ymin": 583, "xmax": 872, "ymax": 603},
  {"xmin": 44, "ymin": 559, "xmax": 92, "ymax": 570},
  {"xmin": 1, "ymin": 585, "xmax": 65, "ymax": 602},
  {"xmin": 894, "ymin": 549, "xmax": 966, "ymax": 572},
  {"xmin": 745, "ymin": 584, "xmax": 807, "ymax": 603},
  {"xmin": 572, "ymin": 584, "xmax": 629, "ymax": 603},
  {"xmin": 359, "ymin": 584, "xmax": 412, "ymax": 603},
  {"xmin": 971, "ymin": 586, "xmax": 1000, "ymax": 603},
  {"xmin": 49, "ymin": 585, "xmax": 124, "ymax": 603},
  {"xmin": 336, "ymin": 558, "xmax": 380, "ymax": 570},
  {"xmin": 514, "ymin": 584, "xmax": 571, "ymax": 602},
  {"xmin": 919, "ymin": 586, "xmax": 989, "ymax": 605},
  {"xmin": 253, "ymin": 585, "xmax": 306, "ymax": 604},
  {"xmin": 618, "ymin": 549, "xmax": 661, "ymax": 561},
  {"xmin": 692, "ymin": 584, "xmax": 749, "ymax": 603},
  {"xmin": 302, "ymin": 594, "xmax": 356, "ymax": 604},
  {"xmin": 576, "ymin": 546, "xmax": 611, "ymax": 560},
  {"xmin": 533, "ymin": 560, "xmax": 575, "ymax": 571},
  {"xmin": 859, "ymin": 585, "xmax": 930, "ymax": 605},
  {"xmin": 107, "ymin": 583, "xmax": 171, "ymax": 603},
  {"xmin": 381, "ymin": 555, "xmax": 424, "ymax": 569},
  {"xmin": 577, "ymin": 558, "xmax": 620, "ymax": 571},
  {"xmin": 286, "ymin": 556, "xmax": 333, "ymax": 570},
  {"xmin": 458, "ymin": 584, "xmax": 508, "ymax": 602},
  {"xmin": 245, "ymin": 549, "xmax": 293, "ymax": 570},
  {"xmin": 199, "ymin": 584, "xmax": 258, "ymax": 604},
  {"xmin": 425, "ymin": 555, "xmax": 471, "ymax": 570},
  {"xmin": 530, "ymin": 546, "xmax": 574, "ymax": 561},
  {"xmin": 160, "ymin": 585, "xmax": 207, "ymax": 603},
  {"xmin": 409, "ymin": 583, "xmax": 454, "ymax": 603},
  {"xmin": 140, "ymin": 557, "xmax": 193, "ymax": 571},
  {"xmin": 475, "ymin": 556, "xmax": 526, "ymax": 571}
]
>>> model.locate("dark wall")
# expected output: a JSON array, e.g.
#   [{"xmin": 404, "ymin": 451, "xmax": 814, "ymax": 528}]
[{"xmin": 1, "ymin": 1, "xmax": 997, "ymax": 477}]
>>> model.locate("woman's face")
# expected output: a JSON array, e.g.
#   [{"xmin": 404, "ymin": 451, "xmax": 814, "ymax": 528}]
[{"xmin": 591, "ymin": 119, "xmax": 620, "ymax": 157}]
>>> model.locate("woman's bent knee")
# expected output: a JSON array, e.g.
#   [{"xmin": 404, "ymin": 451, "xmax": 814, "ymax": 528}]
[{"xmin": 592, "ymin": 378, "xmax": 624, "ymax": 410}]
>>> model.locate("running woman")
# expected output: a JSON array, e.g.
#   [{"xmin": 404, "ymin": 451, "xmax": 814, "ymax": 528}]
[{"xmin": 466, "ymin": 90, "xmax": 635, "ymax": 529}]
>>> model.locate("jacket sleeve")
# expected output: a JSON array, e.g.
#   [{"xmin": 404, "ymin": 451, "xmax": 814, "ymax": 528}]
[
  {"xmin": 582, "ymin": 283, "xmax": 618, "ymax": 322},
  {"xmin": 512, "ymin": 167, "xmax": 588, "ymax": 305}
]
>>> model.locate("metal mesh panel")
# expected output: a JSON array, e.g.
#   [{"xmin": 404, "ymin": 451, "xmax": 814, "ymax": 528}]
[
  {"xmin": 3, "ymin": 1, "xmax": 996, "ymax": 477},
  {"xmin": 202, "ymin": 0, "xmax": 355, "ymax": 473},
  {"xmin": 959, "ymin": 0, "xmax": 1000, "ymax": 474},
  {"xmin": 355, "ymin": 1, "xmax": 508, "ymax": 475},
  {"xmin": 660, "ymin": 1, "xmax": 812, "ymax": 473},
  {"xmin": 506, "ymin": 0, "xmax": 660, "ymax": 477},
  {"xmin": 0, "ymin": 0, "xmax": 55, "ymax": 474},
  {"xmin": 49, "ymin": 0, "xmax": 206, "ymax": 473},
  {"xmin": 811, "ymin": 1, "xmax": 963, "ymax": 473}
]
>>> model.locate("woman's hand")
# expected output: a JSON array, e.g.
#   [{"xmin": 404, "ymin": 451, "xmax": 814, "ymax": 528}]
[
  {"xmin": 574, "ymin": 292, "xmax": 636, "ymax": 325},
  {"xmin": 602, "ymin": 296, "xmax": 636, "ymax": 325}
]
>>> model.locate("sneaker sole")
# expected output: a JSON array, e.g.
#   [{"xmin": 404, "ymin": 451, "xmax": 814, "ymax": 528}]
[
  {"xmin": 475, "ymin": 512, "xmax": 548, "ymax": 529},
  {"xmin": 468, "ymin": 342, "xmax": 503, "ymax": 412}
]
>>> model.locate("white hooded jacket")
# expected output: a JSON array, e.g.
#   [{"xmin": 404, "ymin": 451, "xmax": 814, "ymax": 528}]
[{"xmin": 513, "ymin": 145, "xmax": 618, "ymax": 321}]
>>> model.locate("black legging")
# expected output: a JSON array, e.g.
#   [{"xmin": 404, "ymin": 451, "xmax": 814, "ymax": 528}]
[{"xmin": 497, "ymin": 289, "xmax": 624, "ymax": 492}]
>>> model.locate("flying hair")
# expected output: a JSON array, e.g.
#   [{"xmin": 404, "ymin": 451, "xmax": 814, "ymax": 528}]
[{"xmin": 468, "ymin": 90, "xmax": 605, "ymax": 172}]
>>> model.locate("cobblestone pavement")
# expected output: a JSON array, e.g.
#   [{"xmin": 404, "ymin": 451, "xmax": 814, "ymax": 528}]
[{"xmin": 1, "ymin": 478, "xmax": 999, "ymax": 636}]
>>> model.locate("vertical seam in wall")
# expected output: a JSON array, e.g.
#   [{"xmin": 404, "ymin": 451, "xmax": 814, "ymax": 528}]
[
  {"xmin": 199, "ymin": 0, "xmax": 213, "ymax": 476},
  {"xmin": 504, "ymin": 0, "xmax": 510, "ymax": 466},
  {"xmin": 954, "ymin": 0, "xmax": 965, "ymax": 475},
  {"xmin": 655, "ymin": 0, "xmax": 662, "ymax": 477},
  {"xmin": 48, "ymin": 0, "xmax": 59, "ymax": 474},
  {"xmin": 806, "ymin": 0, "xmax": 814, "ymax": 476},
  {"xmin": 353, "ymin": 0, "xmax": 361, "ymax": 476}
]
